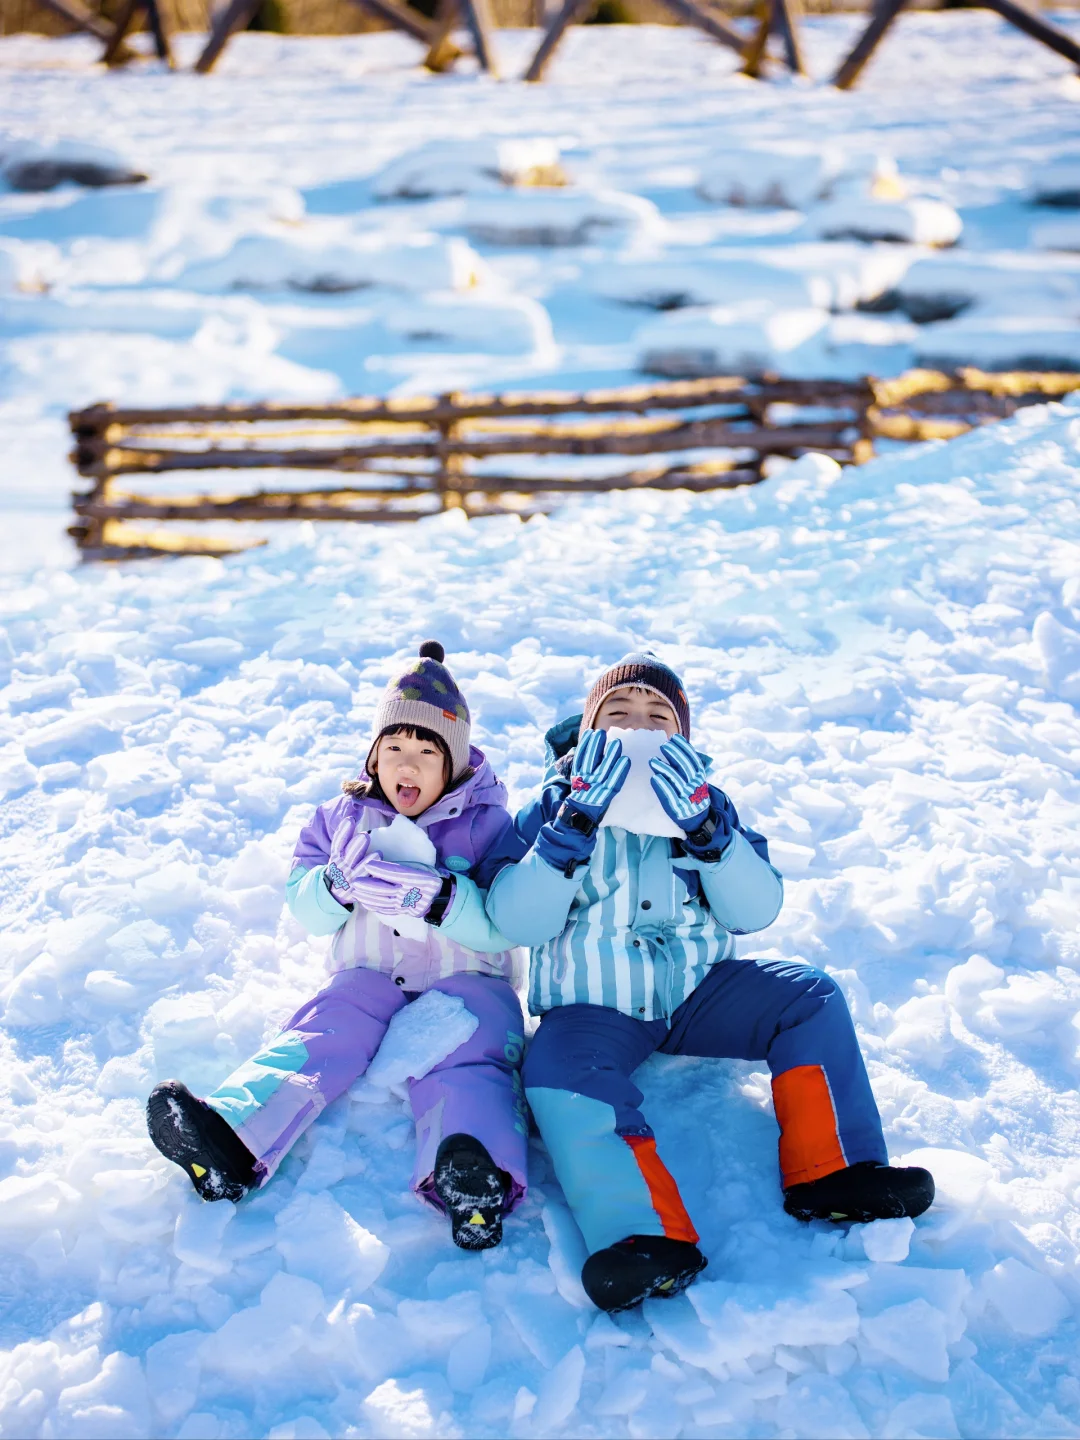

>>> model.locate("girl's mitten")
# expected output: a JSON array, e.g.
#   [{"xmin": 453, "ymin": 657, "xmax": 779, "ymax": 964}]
[
  {"xmin": 348, "ymin": 858, "xmax": 445, "ymax": 918},
  {"xmin": 325, "ymin": 827, "xmax": 375, "ymax": 901}
]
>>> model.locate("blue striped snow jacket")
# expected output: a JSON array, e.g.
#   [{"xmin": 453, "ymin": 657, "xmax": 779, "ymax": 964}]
[{"xmin": 485, "ymin": 717, "xmax": 784, "ymax": 1021}]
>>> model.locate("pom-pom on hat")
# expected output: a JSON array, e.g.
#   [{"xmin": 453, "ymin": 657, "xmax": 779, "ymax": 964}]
[
  {"xmin": 582, "ymin": 651, "xmax": 691, "ymax": 739},
  {"xmin": 367, "ymin": 640, "xmax": 472, "ymax": 782}
]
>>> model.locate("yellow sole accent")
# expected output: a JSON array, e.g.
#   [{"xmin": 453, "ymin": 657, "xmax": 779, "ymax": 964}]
[
  {"xmin": 658, "ymin": 1278, "xmax": 675, "ymax": 1291},
  {"xmin": 468, "ymin": 1212, "xmax": 486, "ymax": 1226},
  {"xmin": 830, "ymin": 1211, "xmax": 848, "ymax": 1220},
  {"xmin": 191, "ymin": 1163, "xmax": 207, "ymax": 1178}
]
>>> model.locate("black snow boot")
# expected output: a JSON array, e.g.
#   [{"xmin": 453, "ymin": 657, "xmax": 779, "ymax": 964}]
[
  {"xmin": 783, "ymin": 1160, "xmax": 935, "ymax": 1224},
  {"xmin": 147, "ymin": 1080, "xmax": 257, "ymax": 1203},
  {"xmin": 581, "ymin": 1235, "xmax": 708, "ymax": 1313},
  {"xmin": 433, "ymin": 1133, "xmax": 510, "ymax": 1251}
]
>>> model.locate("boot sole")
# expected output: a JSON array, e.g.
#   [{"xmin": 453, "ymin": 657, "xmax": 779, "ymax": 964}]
[
  {"xmin": 433, "ymin": 1140, "xmax": 507, "ymax": 1251},
  {"xmin": 584, "ymin": 1249, "xmax": 708, "ymax": 1313},
  {"xmin": 147, "ymin": 1082, "xmax": 252, "ymax": 1203}
]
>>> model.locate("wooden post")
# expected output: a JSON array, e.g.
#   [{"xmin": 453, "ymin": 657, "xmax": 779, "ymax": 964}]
[
  {"xmin": 143, "ymin": 0, "xmax": 174, "ymax": 63},
  {"xmin": 342, "ymin": 0, "xmax": 442, "ymax": 45},
  {"xmin": 741, "ymin": 0, "xmax": 771, "ymax": 78},
  {"xmin": 773, "ymin": 0, "xmax": 804, "ymax": 74},
  {"xmin": 435, "ymin": 396, "xmax": 466, "ymax": 510},
  {"xmin": 979, "ymin": 0, "xmax": 1080, "ymax": 70},
  {"xmin": 651, "ymin": 0, "xmax": 745, "ymax": 57},
  {"xmin": 101, "ymin": 0, "xmax": 140, "ymax": 64},
  {"xmin": 33, "ymin": 0, "xmax": 131, "ymax": 46},
  {"xmin": 195, "ymin": 0, "xmax": 263, "ymax": 72},
  {"xmin": 523, "ymin": 0, "xmax": 595, "ymax": 81},
  {"xmin": 424, "ymin": 0, "xmax": 466, "ymax": 72},
  {"xmin": 457, "ymin": 0, "xmax": 499, "ymax": 72},
  {"xmin": 832, "ymin": 0, "xmax": 906, "ymax": 89}
]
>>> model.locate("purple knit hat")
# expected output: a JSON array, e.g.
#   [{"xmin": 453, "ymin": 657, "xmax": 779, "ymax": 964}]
[
  {"xmin": 366, "ymin": 641, "xmax": 471, "ymax": 781},
  {"xmin": 582, "ymin": 651, "xmax": 690, "ymax": 738}
]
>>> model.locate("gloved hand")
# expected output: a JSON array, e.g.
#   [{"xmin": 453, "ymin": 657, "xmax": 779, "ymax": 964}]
[
  {"xmin": 348, "ymin": 859, "xmax": 446, "ymax": 919},
  {"xmin": 649, "ymin": 734, "xmax": 732, "ymax": 855},
  {"xmin": 536, "ymin": 728, "xmax": 631, "ymax": 878},
  {"xmin": 565, "ymin": 728, "xmax": 631, "ymax": 824},
  {"xmin": 325, "ymin": 825, "xmax": 376, "ymax": 902}
]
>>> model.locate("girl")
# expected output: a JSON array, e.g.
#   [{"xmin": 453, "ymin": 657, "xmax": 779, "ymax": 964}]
[{"xmin": 147, "ymin": 642, "xmax": 528, "ymax": 1251}]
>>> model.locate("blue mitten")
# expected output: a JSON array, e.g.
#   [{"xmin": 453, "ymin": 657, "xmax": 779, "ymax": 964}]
[
  {"xmin": 650, "ymin": 734, "xmax": 732, "ymax": 857},
  {"xmin": 536, "ymin": 728, "xmax": 631, "ymax": 877}
]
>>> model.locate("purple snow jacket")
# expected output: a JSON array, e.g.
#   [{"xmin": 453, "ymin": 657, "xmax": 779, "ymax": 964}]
[{"xmin": 287, "ymin": 746, "xmax": 522, "ymax": 992}]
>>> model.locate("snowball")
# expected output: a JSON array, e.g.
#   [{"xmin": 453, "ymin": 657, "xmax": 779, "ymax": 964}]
[
  {"xmin": 599, "ymin": 728, "xmax": 684, "ymax": 838},
  {"xmin": 860, "ymin": 1217, "xmax": 914, "ymax": 1263},
  {"xmin": 374, "ymin": 137, "xmax": 564, "ymax": 198},
  {"xmin": 275, "ymin": 1190, "xmax": 389, "ymax": 1295},
  {"xmin": 637, "ymin": 303, "xmax": 827, "ymax": 378},
  {"xmin": 861, "ymin": 1297, "xmax": 950, "ymax": 1382},
  {"xmin": 977, "ymin": 1258, "xmax": 1070, "ymax": 1337},
  {"xmin": 363, "ymin": 989, "xmax": 479, "ymax": 1094}
]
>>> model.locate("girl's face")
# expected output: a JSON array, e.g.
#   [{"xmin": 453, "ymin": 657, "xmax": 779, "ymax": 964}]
[
  {"xmin": 373, "ymin": 732, "xmax": 448, "ymax": 817},
  {"xmin": 593, "ymin": 685, "xmax": 679, "ymax": 738}
]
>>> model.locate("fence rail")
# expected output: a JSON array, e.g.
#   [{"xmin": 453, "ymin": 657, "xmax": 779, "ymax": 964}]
[{"xmin": 67, "ymin": 367, "xmax": 1080, "ymax": 560}]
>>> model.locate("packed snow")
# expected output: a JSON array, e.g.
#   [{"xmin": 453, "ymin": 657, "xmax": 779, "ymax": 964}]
[{"xmin": 1, "ymin": 13, "xmax": 1080, "ymax": 1440}]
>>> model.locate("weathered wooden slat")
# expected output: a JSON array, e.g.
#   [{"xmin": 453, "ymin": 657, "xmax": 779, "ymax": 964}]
[
  {"xmin": 79, "ymin": 420, "xmax": 852, "ymax": 476},
  {"xmin": 195, "ymin": 0, "xmax": 263, "ymax": 73},
  {"xmin": 76, "ymin": 498, "xmax": 437, "ymax": 523},
  {"xmin": 865, "ymin": 410, "xmax": 970, "ymax": 443},
  {"xmin": 979, "ymin": 0, "xmax": 1080, "ymax": 70},
  {"xmin": 523, "ymin": 0, "xmax": 596, "ymax": 82},
  {"xmin": 68, "ymin": 377, "xmax": 869, "ymax": 431},
  {"xmin": 34, "ymin": 0, "xmax": 127, "ymax": 45}
]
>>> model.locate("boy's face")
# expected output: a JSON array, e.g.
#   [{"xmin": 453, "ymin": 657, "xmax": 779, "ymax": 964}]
[
  {"xmin": 373, "ymin": 732, "xmax": 447, "ymax": 817},
  {"xmin": 593, "ymin": 686, "xmax": 679, "ymax": 738}
]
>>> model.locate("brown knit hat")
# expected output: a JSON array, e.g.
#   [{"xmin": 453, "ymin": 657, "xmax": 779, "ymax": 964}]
[
  {"xmin": 366, "ymin": 641, "xmax": 472, "ymax": 781},
  {"xmin": 582, "ymin": 651, "xmax": 690, "ymax": 738}
]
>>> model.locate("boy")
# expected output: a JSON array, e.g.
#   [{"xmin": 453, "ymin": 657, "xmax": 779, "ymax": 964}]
[{"xmin": 487, "ymin": 652, "xmax": 933, "ymax": 1312}]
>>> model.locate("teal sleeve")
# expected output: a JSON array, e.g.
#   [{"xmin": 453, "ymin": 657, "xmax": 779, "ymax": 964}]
[
  {"xmin": 286, "ymin": 864, "xmax": 351, "ymax": 937},
  {"xmin": 486, "ymin": 848, "xmax": 582, "ymax": 948},
  {"xmin": 437, "ymin": 875, "xmax": 517, "ymax": 953},
  {"xmin": 692, "ymin": 829, "xmax": 784, "ymax": 934}
]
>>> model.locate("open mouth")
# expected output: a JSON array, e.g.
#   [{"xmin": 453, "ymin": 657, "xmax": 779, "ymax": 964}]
[{"xmin": 397, "ymin": 784, "xmax": 421, "ymax": 808}]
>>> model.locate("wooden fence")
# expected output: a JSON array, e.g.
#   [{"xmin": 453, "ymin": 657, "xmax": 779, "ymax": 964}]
[{"xmin": 67, "ymin": 367, "xmax": 1079, "ymax": 559}]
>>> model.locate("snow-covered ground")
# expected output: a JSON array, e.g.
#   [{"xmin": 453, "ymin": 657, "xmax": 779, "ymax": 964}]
[{"xmin": 1, "ymin": 17, "xmax": 1080, "ymax": 1440}]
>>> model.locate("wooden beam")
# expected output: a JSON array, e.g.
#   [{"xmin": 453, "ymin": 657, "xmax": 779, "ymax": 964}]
[
  {"xmin": 741, "ymin": 0, "xmax": 771, "ymax": 77},
  {"xmin": 144, "ymin": 0, "xmax": 174, "ymax": 64},
  {"xmin": 423, "ymin": 0, "xmax": 466, "ymax": 72},
  {"xmin": 979, "ymin": 0, "xmax": 1080, "ymax": 70},
  {"xmin": 195, "ymin": 0, "xmax": 263, "ymax": 72},
  {"xmin": 33, "ymin": 0, "xmax": 127, "ymax": 45},
  {"xmin": 456, "ymin": 0, "xmax": 498, "ymax": 72},
  {"xmin": 101, "ymin": 0, "xmax": 140, "ymax": 64},
  {"xmin": 341, "ymin": 0, "xmax": 439, "ymax": 46},
  {"xmin": 524, "ymin": 0, "xmax": 596, "ymax": 83},
  {"xmin": 652, "ymin": 0, "xmax": 746, "ymax": 57},
  {"xmin": 773, "ymin": 0, "xmax": 804, "ymax": 74},
  {"xmin": 832, "ymin": 0, "xmax": 906, "ymax": 90}
]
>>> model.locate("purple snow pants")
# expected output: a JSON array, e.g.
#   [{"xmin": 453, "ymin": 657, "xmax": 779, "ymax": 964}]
[{"xmin": 205, "ymin": 968, "xmax": 529, "ymax": 1211}]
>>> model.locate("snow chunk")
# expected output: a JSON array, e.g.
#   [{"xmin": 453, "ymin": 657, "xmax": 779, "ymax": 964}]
[
  {"xmin": 1031, "ymin": 155, "xmax": 1080, "ymax": 206},
  {"xmin": 374, "ymin": 138, "xmax": 565, "ymax": 198},
  {"xmin": 173, "ymin": 1197, "xmax": 235, "ymax": 1274},
  {"xmin": 892, "ymin": 251, "xmax": 1080, "ymax": 323},
  {"xmin": 1034, "ymin": 610, "xmax": 1080, "ymax": 701},
  {"xmin": 87, "ymin": 746, "xmax": 181, "ymax": 805},
  {"xmin": 462, "ymin": 188, "xmax": 663, "ymax": 246},
  {"xmin": 596, "ymin": 255, "xmax": 831, "ymax": 312},
  {"xmin": 977, "ymin": 1258, "xmax": 1071, "ymax": 1337},
  {"xmin": 532, "ymin": 1345, "xmax": 586, "ymax": 1434},
  {"xmin": 384, "ymin": 292, "xmax": 554, "ymax": 357},
  {"xmin": 275, "ymin": 1190, "xmax": 389, "ymax": 1295},
  {"xmin": 916, "ymin": 315, "xmax": 1080, "ymax": 372},
  {"xmin": 812, "ymin": 197, "xmax": 961, "ymax": 246},
  {"xmin": 53, "ymin": 1351, "xmax": 151, "ymax": 1440},
  {"xmin": 1033, "ymin": 215, "xmax": 1080, "ymax": 251},
  {"xmin": 362, "ymin": 1377, "xmax": 448, "ymax": 1438},
  {"xmin": 882, "ymin": 1393, "xmax": 959, "ymax": 1439},
  {"xmin": 637, "ymin": 303, "xmax": 827, "ymax": 377},
  {"xmin": 181, "ymin": 232, "xmax": 484, "ymax": 294},
  {"xmin": 0, "ymin": 138, "xmax": 147, "ymax": 192},
  {"xmin": 696, "ymin": 143, "xmax": 846, "ymax": 209},
  {"xmin": 861, "ymin": 1297, "xmax": 951, "ymax": 1382},
  {"xmin": 689, "ymin": 1278, "xmax": 860, "ymax": 1367},
  {"xmin": 363, "ymin": 989, "xmax": 479, "ymax": 1094},
  {"xmin": 202, "ymin": 1271, "xmax": 326, "ymax": 1380},
  {"xmin": 860, "ymin": 1217, "xmax": 914, "ymax": 1263},
  {"xmin": 600, "ymin": 727, "xmax": 684, "ymax": 838},
  {"xmin": 775, "ymin": 1374, "xmax": 869, "ymax": 1438}
]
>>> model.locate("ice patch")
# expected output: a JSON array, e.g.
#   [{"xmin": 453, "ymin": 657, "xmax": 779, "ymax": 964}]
[
  {"xmin": 977, "ymin": 1258, "xmax": 1071, "ymax": 1337},
  {"xmin": 599, "ymin": 727, "xmax": 685, "ymax": 838},
  {"xmin": 275, "ymin": 1190, "xmax": 389, "ymax": 1295}
]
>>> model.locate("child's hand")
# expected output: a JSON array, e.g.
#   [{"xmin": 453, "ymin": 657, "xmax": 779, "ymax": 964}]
[
  {"xmin": 650, "ymin": 735, "xmax": 729, "ymax": 850},
  {"xmin": 565, "ymin": 727, "xmax": 631, "ymax": 823},
  {"xmin": 349, "ymin": 859, "xmax": 445, "ymax": 919},
  {"xmin": 325, "ymin": 826, "xmax": 375, "ymax": 900}
]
